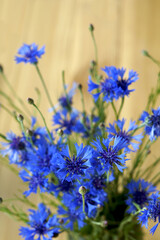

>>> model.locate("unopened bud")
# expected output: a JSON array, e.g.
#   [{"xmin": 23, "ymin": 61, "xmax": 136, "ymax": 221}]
[
  {"xmin": 27, "ymin": 98, "xmax": 34, "ymax": 105},
  {"xmin": 99, "ymin": 122, "xmax": 105, "ymax": 130},
  {"xmin": 78, "ymin": 84, "xmax": 82, "ymax": 90},
  {"xmin": 26, "ymin": 129, "xmax": 34, "ymax": 137},
  {"xmin": 57, "ymin": 129, "xmax": 63, "ymax": 137},
  {"xmin": 89, "ymin": 24, "xmax": 94, "ymax": 32},
  {"xmin": 142, "ymin": 50, "xmax": 150, "ymax": 57},
  {"xmin": 101, "ymin": 220, "xmax": 108, "ymax": 227},
  {"xmin": 0, "ymin": 64, "xmax": 3, "ymax": 73},
  {"xmin": 17, "ymin": 114, "xmax": 24, "ymax": 122},
  {"xmin": 58, "ymin": 218, "xmax": 64, "ymax": 224},
  {"xmin": 90, "ymin": 60, "xmax": 96, "ymax": 68},
  {"xmin": 79, "ymin": 186, "xmax": 87, "ymax": 195},
  {"xmin": 52, "ymin": 232, "xmax": 59, "ymax": 238}
]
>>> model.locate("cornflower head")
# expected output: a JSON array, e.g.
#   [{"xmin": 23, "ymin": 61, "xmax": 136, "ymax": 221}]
[
  {"xmin": 19, "ymin": 169, "xmax": 50, "ymax": 196},
  {"xmin": 58, "ymin": 82, "xmax": 77, "ymax": 110},
  {"xmin": 102, "ymin": 66, "xmax": 138, "ymax": 99},
  {"xmin": 58, "ymin": 206, "xmax": 86, "ymax": 230},
  {"xmin": 91, "ymin": 137, "xmax": 128, "ymax": 173},
  {"xmin": 88, "ymin": 66, "xmax": 138, "ymax": 102},
  {"xmin": 54, "ymin": 143, "xmax": 92, "ymax": 182},
  {"xmin": 125, "ymin": 179, "xmax": 156, "ymax": 214},
  {"xmin": 139, "ymin": 107, "xmax": 160, "ymax": 141},
  {"xmin": 52, "ymin": 109, "xmax": 84, "ymax": 135},
  {"xmin": 62, "ymin": 182, "xmax": 102, "ymax": 218},
  {"xmin": 15, "ymin": 43, "xmax": 45, "ymax": 64},
  {"xmin": 88, "ymin": 75, "xmax": 115, "ymax": 102},
  {"xmin": 138, "ymin": 192, "xmax": 160, "ymax": 235},
  {"xmin": 1, "ymin": 131, "xmax": 26, "ymax": 164},
  {"xmin": 19, "ymin": 203, "xmax": 61, "ymax": 240},
  {"xmin": 107, "ymin": 119, "xmax": 143, "ymax": 152}
]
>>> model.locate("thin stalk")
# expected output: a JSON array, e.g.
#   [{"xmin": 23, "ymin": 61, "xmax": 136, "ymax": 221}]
[
  {"xmin": 0, "ymin": 103, "xmax": 17, "ymax": 121},
  {"xmin": 0, "ymin": 90, "xmax": 30, "ymax": 124},
  {"xmin": 117, "ymin": 97, "xmax": 124, "ymax": 119},
  {"xmin": 61, "ymin": 70, "xmax": 71, "ymax": 111},
  {"xmin": 35, "ymin": 64, "xmax": 55, "ymax": 112},
  {"xmin": 111, "ymin": 101, "xmax": 118, "ymax": 120},
  {"xmin": 82, "ymin": 194, "xmax": 86, "ymax": 215},
  {"xmin": 0, "ymin": 71, "xmax": 32, "ymax": 116},
  {"xmin": 90, "ymin": 30, "xmax": 98, "ymax": 70},
  {"xmin": 0, "ymin": 133, "xmax": 10, "ymax": 142},
  {"xmin": 30, "ymin": 101, "xmax": 53, "ymax": 143},
  {"xmin": 143, "ymin": 50, "xmax": 160, "ymax": 68}
]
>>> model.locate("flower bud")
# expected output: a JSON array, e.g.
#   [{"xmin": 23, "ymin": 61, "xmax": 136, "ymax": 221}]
[
  {"xmin": 27, "ymin": 98, "xmax": 34, "ymax": 105},
  {"xmin": 78, "ymin": 84, "xmax": 83, "ymax": 90},
  {"xmin": 17, "ymin": 114, "xmax": 24, "ymax": 122},
  {"xmin": 99, "ymin": 122, "xmax": 105, "ymax": 130},
  {"xmin": 0, "ymin": 64, "xmax": 3, "ymax": 73},
  {"xmin": 57, "ymin": 129, "xmax": 63, "ymax": 137},
  {"xmin": 101, "ymin": 220, "xmax": 108, "ymax": 227},
  {"xmin": 142, "ymin": 50, "xmax": 150, "ymax": 57},
  {"xmin": 26, "ymin": 129, "xmax": 34, "ymax": 137},
  {"xmin": 89, "ymin": 24, "xmax": 94, "ymax": 32},
  {"xmin": 79, "ymin": 186, "xmax": 87, "ymax": 195},
  {"xmin": 58, "ymin": 218, "xmax": 64, "ymax": 224},
  {"xmin": 90, "ymin": 60, "xmax": 96, "ymax": 68},
  {"xmin": 52, "ymin": 232, "xmax": 59, "ymax": 238}
]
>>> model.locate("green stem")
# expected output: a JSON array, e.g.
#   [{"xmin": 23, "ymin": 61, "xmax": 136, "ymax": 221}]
[
  {"xmin": 35, "ymin": 64, "xmax": 55, "ymax": 112},
  {"xmin": 143, "ymin": 50, "xmax": 160, "ymax": 68},
  {"xmin": 0, "ymin": 91, "xmax": 30, "ymax": 124},
  {"xmin": 111, "ymin": 101, "xmax": 118, "ymax": 120},
  {"xmin": 61, "ymin": 70, "xmax": 71, "ymax": 111},
  {"xmin": 82, "ymin": 194, "xmax": 86, "ymax": 215},
  {"xmin": 0, "ymin": 133, "xmax": 10, "ymax": 142},
  {"xmin": 0, "ymin": 103, "xmax": 17, "ymax": 121},
  {"xmin": 117, "ymin": 97, "xmax": 124, "ymax": 119},
  {"xmin": 90, "ymin": 31, "xmax": 98, "ymax": 69},
  {"xmin": 32, "ymin": 102, "xmax": 53, "ymax": 143},
  {"xmin": 0, "ymin": 72, "xmax": 32, "ymax": 116}
]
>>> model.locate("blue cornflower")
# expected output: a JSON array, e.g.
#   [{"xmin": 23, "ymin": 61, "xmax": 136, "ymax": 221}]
[
  {"xmin": 25, "ymin": 139, "xmax": 58, "ymax": 174},
  {"xmin": 58, "ymin": 206, "xmax": 85, "ymax": 230},
  {"xmin": 92, "ymin": 137, "xmax": 128, "ymax": 173},
  {"xmin": 54, "ymin": 143, "xmax": 92, "ymax": 182},
  {"xmin": 88, "ymin": 75, "xmax": 115, "ymax": 102},
  {"xmin": 125, "ymin": 179, "xmax": 156, "ymax": 214},
  {"xmin": 138, "ymin": 192, "xmax": 160, "ymax": 235},
  {"xmin": 19, "ymin": 203, "xmax": 61, "ymax": 240},
  {"xmin": 52, "ymin": 109, "xmax": 84, "ymax": 135},
  {"xmin": 19, "ymin": 170, "xmax": 50, "ymax": 196},
  {"xmin": 51, "ymin": 179, "xmax": 75, "ymax": 197},
  {"xmin": 102, "ymin": 66, "xmax": 138, "ymax": 99},
  {"xmin": 62, "ymin": 184, "xmax": 101, "ymax": 217},
  {"xmin": 88, "ymin": 66, "xmax": 138, "ymax": 102},
  {"xmin": 1, "ymin": 131, "xmax": 26, "ymax": 164},
  {"xmin": 107, "ymin": 119, "xmax": 143, "ymax": 152},
  {"xmin": 58, "ymin": 82, "xmax": 77, "ymax": 110},
  {"xmin": 140, "ymin": 107, "xmax": 160, "ymax": 141},
  {"xmin": 15, "ymin": 43, "xmax": 45, "ymax": 64}
]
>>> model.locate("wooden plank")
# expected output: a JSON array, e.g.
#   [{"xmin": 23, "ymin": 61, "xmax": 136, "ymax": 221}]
[{"xmin": 0, "ymin": 0, "xmax": 160, "ymax": 239}]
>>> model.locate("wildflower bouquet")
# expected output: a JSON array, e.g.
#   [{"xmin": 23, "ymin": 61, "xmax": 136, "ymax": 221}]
[{"xmin": 0, "ymin": 25, "xmax": 160, "ymax": 240}]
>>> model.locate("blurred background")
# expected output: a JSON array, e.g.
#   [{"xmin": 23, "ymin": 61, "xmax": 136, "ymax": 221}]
[{"xmin": 0, "ymin": 0, "xmax": 160, "ymax": 239}]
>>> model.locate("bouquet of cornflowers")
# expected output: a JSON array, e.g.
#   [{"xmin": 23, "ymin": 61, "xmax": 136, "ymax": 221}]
[{"xmin": 0, "ymin": 25, "xmax": 160, "ymax": 240}]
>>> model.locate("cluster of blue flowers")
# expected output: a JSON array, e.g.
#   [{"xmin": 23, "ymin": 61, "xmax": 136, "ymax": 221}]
[{"xmin": 0, "ymin": 43, "xmax": 160, "ymax": 239}]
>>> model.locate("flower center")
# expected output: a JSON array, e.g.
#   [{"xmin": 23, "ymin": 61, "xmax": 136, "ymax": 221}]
[
  {"xmin": 11, "ymin": 137, "xmax": 25, "ymax": 150},
  {"xmin": 133, "ymin": 190, "xmax": 148, "ymax": 206},
  {"xmin": 117, "ymin": 79, "xmax": 127, "ymax": 91}
]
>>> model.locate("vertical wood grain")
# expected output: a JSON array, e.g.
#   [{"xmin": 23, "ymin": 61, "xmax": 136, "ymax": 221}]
[{"xmin": 0, "ymin": 0, "xmax": 160, "ymax": 239}]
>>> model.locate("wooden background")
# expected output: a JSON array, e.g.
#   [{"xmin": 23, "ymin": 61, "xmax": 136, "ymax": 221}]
[{"xmin": 0, "ymin": 0, "xmax": 160, "ymax": 239}]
